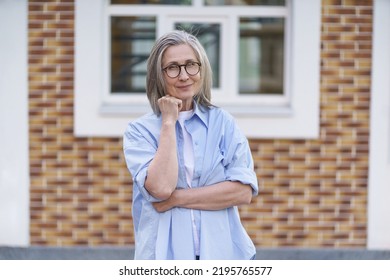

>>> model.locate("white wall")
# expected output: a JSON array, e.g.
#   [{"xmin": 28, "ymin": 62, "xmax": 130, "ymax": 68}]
[
  {"xmin": 0, "ymin": 0, "xmax": 29, "ymax": 246},
  {"xmin": 368, "ymin": 0, "xmax": 390, "ymax": 249}
]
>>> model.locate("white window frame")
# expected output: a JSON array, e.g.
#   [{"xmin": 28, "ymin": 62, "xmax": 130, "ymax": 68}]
[{"xmin": 75, "ymin": 0, "xmax": 321, "ymax": 138}]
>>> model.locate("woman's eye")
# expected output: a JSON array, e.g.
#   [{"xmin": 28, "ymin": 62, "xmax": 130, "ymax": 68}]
[{"xmin": 167, "ymin": 65, "xmax": 179, "ymax": 70}]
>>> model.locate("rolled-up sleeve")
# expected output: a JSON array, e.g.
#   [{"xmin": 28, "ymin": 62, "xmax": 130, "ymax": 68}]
[
  {"xmin": 222, "ymin": 120, "xmax": 259, "ymax": 196},
  {"xmin": 123, "ymin": 123, "xmax": 161, "ymax": 202}
]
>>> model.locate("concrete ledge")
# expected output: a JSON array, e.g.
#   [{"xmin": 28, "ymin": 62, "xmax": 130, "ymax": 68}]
[
  {"xmin": 0, "ymin": 246, "xmax": 134, "ymax": 260},
  {"xmin": 255, "ymin": 248, "xmax": 390, "ymax": 260},
  {"xmin": 1, "ymin": 247, "xmax": 390, "ymax": 260}
]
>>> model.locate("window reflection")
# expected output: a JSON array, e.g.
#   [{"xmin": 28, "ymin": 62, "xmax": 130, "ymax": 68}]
[
  {"xmin": 111, "ymin": 16, "xmax": 156, "ymax": 93},
  {"xmin": 239, "ymin": 17, "xmax": 284, "ymax": 94}
]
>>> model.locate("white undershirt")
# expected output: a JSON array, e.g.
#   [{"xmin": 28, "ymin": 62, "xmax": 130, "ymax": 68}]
[{"xmin": 178, "ymin": 110, "xmax": 199, "ymax": 256}]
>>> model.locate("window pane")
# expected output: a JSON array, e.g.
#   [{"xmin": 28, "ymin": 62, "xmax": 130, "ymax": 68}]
[
  {"xmin": 205, "ymin": 0, "xmax": 285, "ymax": 6},
  {"xmin": 239, "ymin": 17, "xmax": 284, "ymax": 94},
  {"xmin": 111, "ymin": 16, "xmax": 156, "ymax": 93},
  {"xmin": 111, "ymin": 0, "xmax": 191, "ymax": 5},
  {"xmin": 174, "ymin": 23, "xmax": 220, "ymax": 88}
]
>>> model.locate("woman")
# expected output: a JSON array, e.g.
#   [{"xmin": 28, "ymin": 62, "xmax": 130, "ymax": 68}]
[{"xmin": 123, "ymin": 30, "xmax": 258, "ymax": 260}]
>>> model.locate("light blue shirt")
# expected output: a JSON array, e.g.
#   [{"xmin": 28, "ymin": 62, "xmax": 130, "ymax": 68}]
[{"xmin": 123, "ymin": 103, "xmax": 259, "ymax": 260}]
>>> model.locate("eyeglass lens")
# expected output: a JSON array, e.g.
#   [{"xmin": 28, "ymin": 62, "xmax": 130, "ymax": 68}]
[{"xmin": 165, "ymin": 62, "xmax": 200, "ymax": 78}]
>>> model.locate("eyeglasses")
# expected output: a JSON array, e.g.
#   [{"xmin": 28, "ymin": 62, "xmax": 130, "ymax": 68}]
[{"xmin": 162, "ymin": 62, "xmax": 201, "ymax": 78}]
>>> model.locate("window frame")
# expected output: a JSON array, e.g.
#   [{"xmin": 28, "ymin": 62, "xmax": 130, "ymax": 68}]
[{"xmin": 75, "ymin": 0, "xmax": 321, "ymax": 138}]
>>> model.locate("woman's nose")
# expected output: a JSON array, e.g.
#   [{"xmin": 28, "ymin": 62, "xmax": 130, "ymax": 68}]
[{"xmin": 178, "ymin": 65, "xmax": 189, "ymax": 80}]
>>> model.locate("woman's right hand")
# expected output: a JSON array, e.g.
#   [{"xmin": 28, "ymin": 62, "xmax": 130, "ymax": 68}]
[{"xmin": 158, "ymin": 95, "xmax": 182, "ymax": 124}]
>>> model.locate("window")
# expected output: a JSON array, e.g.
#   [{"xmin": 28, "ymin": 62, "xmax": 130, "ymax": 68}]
[
  {"xmin": 105, "ymin": 0, "xmax": 287, "ymax": 104},
  {"xmin": 109, "ymin": 0, "xmax": 284, "ymax": 96},
  {"xmin": 110, "ymin": 16, "xmax": 156, "ymax": 94},
  {"xmin": 75, "ymin": 0, "xmax": 321, "ymax": 138},
  {"xmin": 239, "ymin": 17, "xmax": 284, "ymax": 95}
]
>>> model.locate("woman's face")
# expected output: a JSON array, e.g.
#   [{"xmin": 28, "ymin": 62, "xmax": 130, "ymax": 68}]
[{"xmin": 162, "ymin": 44, "xmax": 201, "ymax": 111}]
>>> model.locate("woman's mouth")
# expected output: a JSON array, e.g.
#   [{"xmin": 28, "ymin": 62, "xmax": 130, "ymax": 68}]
[{"xmin": 177, "ymin": 84, "xmax": 192, "ymax": 90}]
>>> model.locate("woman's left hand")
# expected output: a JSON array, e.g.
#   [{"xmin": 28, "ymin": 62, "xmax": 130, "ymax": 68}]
[{"xmin": 152, "ymin": 191, "xmax": 177, "ymax": 212}]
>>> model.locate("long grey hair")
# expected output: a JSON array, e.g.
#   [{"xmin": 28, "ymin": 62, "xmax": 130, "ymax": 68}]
[{"xmin": 146, "ymin": 30, "xmax": 214, "ymax": 115}]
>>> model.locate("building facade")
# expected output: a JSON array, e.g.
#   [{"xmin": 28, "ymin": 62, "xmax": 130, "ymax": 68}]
[{"xmin": 1, "ymin": 0, "xmax": 389, "ymax": 250}]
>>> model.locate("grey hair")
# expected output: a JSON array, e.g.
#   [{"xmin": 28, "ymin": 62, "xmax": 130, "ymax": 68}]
[{"xmin": 146, "ymin": 30, "xmax": 214, "ymax": 115}]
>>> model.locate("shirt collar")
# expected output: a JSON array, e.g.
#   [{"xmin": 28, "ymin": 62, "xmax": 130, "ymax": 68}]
[{"xmin": 192, "ymin": 101, "xmax": 209, "ymax": 128}]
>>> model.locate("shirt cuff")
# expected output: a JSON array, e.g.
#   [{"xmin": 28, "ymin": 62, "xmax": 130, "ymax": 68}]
[
  {"xmin": 225, "ymin": 167, "xmax": 259, "ymax": 196},
  {"xmin": 133, "ymin": 168, "xmax": 162, "ymax": 203}
]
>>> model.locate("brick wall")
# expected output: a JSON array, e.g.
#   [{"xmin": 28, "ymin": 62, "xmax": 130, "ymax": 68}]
[
  {"xmin": 28, "ymin": 0, "xmax": 372, "ymax": 247},
  {"xmin": 29, "ymin": 0, "xmax": 133, "ymax": 246}
]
